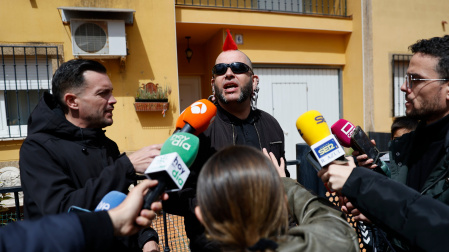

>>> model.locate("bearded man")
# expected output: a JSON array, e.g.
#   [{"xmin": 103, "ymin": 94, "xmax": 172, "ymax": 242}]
[{"xmin": 163, "ymin": 33, "xmax": 289, "ymax": 251}]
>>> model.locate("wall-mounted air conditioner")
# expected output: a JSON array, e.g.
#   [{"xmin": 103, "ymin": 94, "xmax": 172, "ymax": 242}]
[{"xmin": 71, "ymin": 19, "xmax": 126, "ymax": 58}]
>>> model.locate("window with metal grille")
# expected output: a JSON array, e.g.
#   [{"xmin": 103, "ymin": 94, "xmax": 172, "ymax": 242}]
[
  {"xmin": 392, "ymin": 54, "xmax": 412, "ymax": 117},
  {"xmin": 0, "ymin": 46, "xmax": 59, "ymax": 139}
]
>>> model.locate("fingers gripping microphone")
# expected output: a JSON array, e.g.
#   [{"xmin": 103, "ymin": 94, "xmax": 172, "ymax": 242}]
[
  {"xmin": 142, "ymin": 132, "xmax": 199, "ymax": 210},
  {"xmin": 68, "ymin": 191, "xmax": 127, "ymax": 213},
  {"xmin": 331, "ymin": 119, "xmax": 386, "ymax": 175},
  {"xmin": 179, "ymin": 99, "xmax": 217, "ymax": 135},
  {"xmin": 296, "ymin": 110, "xmax": 346, "ymax": 167}
]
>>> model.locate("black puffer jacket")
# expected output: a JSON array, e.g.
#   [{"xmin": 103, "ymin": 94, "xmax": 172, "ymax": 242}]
[{"xmin": 19, "ymin": 92, "xmax": 155, "ymax": 251}]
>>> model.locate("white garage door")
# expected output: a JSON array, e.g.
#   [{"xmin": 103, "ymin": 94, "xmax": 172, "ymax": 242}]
[{"xmin": 254, "ymin": 67, "xmax": 341, "ymax": 179}]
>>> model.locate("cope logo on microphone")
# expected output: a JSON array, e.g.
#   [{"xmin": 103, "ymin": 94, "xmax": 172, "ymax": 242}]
[
  {"xmin": 190, "ymin": 102, "xmax": 207, "ymax": 114},
  {"xmin": 315, "ymin": 139, "xmax": 338, "ymax": 158}
]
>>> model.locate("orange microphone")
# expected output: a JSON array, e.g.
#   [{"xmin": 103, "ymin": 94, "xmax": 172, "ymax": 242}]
[{"xmin": 175, "ymin": 99, "xmax": 217, "ymax": 135}]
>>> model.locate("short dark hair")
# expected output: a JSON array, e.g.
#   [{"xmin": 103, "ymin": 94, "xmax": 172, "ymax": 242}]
[
  {"xmin": 409, "ymin": 35, "xmax": 449, "ymax": 79},
  {"xmin": 52, "ymin": 59, "xmax": 106, "ymax": 113},
  {"xmin": 391, "ymin": 116, "xmax": 418, "ymax": 137}
]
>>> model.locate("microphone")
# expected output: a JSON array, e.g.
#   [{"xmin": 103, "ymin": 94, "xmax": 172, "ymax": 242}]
[
  {"xmin": 330, "ymin": 119, "xmax": 354, "ymax": 148},
  {"xmin": 331, "ymin": 119, "xmax": 386, "ymax": 175},
  {"xmin": 178, "ymin": 99, "xmax": 217, "ymax": 135},
  {"xmin": 296, "ymin": 110, "xmax": 346, "ymax": 168},
  {"xmin": 160, "ymin": 132, "xmax": 198, "ymax": 167},
  {"xmin": 94, "ymin": 191, "xmax": 127, "ymax": 211},
  {"xmin": 68, "ymin": 191, "xmax": 127, "ymax": 213},
  {"xmin": 142, "ymin": 132, "xmax": 199, "ymax": 209}
]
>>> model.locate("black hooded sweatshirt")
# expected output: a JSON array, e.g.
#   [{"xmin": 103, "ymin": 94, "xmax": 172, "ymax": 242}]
[{"xmin": 19, "ymin": 92, "xmax": 155, "ymax": 251}]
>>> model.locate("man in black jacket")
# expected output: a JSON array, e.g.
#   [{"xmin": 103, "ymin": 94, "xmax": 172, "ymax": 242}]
[
  {"xmin": 19, "ymin": 59, "xmax": 162, "ymax": 252},
  {"xmin": 165, "ymin": 33, "xmax": 289, "ymax": 251},
  {"xmin": 348, "ymin": 35, "xmax": 449, "ymax": 251},
  {"xmin": 318, "ymin": 157, "xmax": 449, "ymax": 252}
]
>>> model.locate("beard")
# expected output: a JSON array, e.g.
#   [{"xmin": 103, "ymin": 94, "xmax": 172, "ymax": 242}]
[
  {"xmin": 214, "ymin": 79, "xmax": 253, "ymax": 105},
  {"xmin": 406, "ymin": 87, "xmax": 445, "ymax": 121}
]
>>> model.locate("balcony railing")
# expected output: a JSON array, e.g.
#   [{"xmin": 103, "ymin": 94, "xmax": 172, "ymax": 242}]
[{"xmin": 176, "ymin": 0, "xmax": 347, "ymax": 17}]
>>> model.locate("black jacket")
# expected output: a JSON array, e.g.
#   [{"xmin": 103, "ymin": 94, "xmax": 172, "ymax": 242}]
[
  {"xmin": 343, "ymin": 167, "xmax": 449, "ymax": 252},
  {"xmin": 165, "ymin": 105, "xmax": 287, "ymax": 251},
  {"xmin": 20, "ymin": 92, "xmax": 136, "ymax": 217},
  {"xmin": 0, "ymin": 211, "xmax": 114, "ymax": 252},
  {"xmin": 19, "ymin": 92, "xmax": 155, "ymax": 251}
]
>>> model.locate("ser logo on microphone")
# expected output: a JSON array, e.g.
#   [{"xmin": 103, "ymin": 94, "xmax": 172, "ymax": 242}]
[
  {"xmin": 315, "ymin": 139, "xmax": 339, "ymax": 159},
  {"xmin": 315, "ymin": 115, "xmax": 326, "ymax": 124}
]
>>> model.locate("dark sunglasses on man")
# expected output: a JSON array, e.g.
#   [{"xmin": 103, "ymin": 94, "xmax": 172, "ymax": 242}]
[{"xmin": 212, "ymin": 62, "xmax": 254, "ymax": 76}]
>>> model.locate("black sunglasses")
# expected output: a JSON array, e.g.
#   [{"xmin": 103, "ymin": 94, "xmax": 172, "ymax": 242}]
[{"xmin": 212, "ymin": 62, "xmax": 253, "ymax": 75}]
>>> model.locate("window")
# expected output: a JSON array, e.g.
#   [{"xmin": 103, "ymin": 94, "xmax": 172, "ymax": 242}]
[
  {"xmin": 0, "ymin": 46, "xmax": 59, "ymax": 139},
  {"xmin": 392, "ymin": 54, "xmax": 412, "ymax": 117}
]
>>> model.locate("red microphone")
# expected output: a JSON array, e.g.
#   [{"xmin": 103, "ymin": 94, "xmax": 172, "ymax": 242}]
[
  {"xmin": 331, "ymin": 119, "xmax": 355, "ymax": 147},
  {"xmin": 177, "ymin": 99, "xmax": 217, "ymax": 135},
  {"xmin": 331, "ymin": 119, "xmax": 386, "ymax": 176}
]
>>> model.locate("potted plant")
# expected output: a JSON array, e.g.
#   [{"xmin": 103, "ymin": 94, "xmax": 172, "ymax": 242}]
[
  {"xmin": 135, "ymin": 82, "xmax": 171, "ymax": 102},
  {"xmin": 134, "ymin": 82, "xmax": 171, "ymax": 115}
]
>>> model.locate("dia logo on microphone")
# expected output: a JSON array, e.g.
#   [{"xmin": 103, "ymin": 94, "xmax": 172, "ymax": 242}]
[{"xmin": 170, "ymin": 134, "xmax": 191, "ymax": 150}]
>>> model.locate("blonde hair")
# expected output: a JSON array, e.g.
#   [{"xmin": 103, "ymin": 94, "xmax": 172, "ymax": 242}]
[{"xmin": 197, "ymin": 146, "xmax": 288, "ymax": 251}]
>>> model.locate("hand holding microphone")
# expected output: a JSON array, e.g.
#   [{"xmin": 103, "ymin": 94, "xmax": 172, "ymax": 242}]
[
  {"xmin": 108, "ymin": 179, "xmax": 168, "ymax": 237},
  {"xmin": 67, "ymin": 180, "xmax": 168, "ymax": 236},
  {"xmin": 331, "ymin": 119, "xmax": 386, "ymax": 175}
]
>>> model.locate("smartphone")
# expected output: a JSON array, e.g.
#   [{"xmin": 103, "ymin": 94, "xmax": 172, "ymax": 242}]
[{"xmin": 350, "ymin": 126, "xmax": 380, "ymax": 165}]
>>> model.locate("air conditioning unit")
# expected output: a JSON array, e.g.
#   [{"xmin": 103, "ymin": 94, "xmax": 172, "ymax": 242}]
[{"xmin": 71, "ymin": 19, "xmax": 126, "ymax": 58}]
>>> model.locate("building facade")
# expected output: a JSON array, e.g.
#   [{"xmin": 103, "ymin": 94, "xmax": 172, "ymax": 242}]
[{"xmin": 0, "ymin": 0, "xmax": 448, "ymax": 180}]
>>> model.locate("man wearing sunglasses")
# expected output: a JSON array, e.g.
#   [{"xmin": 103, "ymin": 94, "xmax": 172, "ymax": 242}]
[
  {"xmin": 352, "ymin": 35, "xmax": 449, "ymax": 251},
  {"xmin": 164, "ymin": 49, "xmax": 289, "ymax": 251}
]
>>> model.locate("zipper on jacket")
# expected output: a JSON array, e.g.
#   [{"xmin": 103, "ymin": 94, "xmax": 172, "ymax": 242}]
[
  {"xmin": 231, "ymin": 122, "xmax": 262, "ymax": 150},
  {"xmin": 421, "ymin": 168, "xmax": 449, "ymax": 195},
  {"xmin": 232, "ymin": 124, "xmax": 236, "ymax": 145},
  {"xmin": 254, "ymin": 122, "xmax": 263, "ymax": 150}
]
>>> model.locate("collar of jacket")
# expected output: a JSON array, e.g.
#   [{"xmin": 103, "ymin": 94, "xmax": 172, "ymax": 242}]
[
  {"xmin": 413, "ymin": 114, "xmax": 449, "ymax": 152},
  {"xmin": 215, "ymin": 103, "xmax": 259, "ymax": 125}
]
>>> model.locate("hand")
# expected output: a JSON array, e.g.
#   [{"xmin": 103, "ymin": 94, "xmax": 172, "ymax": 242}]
[
  {"xmin": 341, "ymin": 196, "xmax": 372, "ymax": 224},
  {"xmin": 352, "ymin": 139, "xmax": 378, "ymax": 170},
  {"xmin": 262, "ymin": 148, "xmax": 286, "ymax": 177},
  {"xmin": 108, "ymin": 179, "xmax": 168, "ymax": 236},
  {"xmin": 317, "ymin": 156, "xmax": 356, "ymax": 192},
  {"xmin": 128, "ymin": 144, "xmax": 163, "ymax": 174},
  {"xmin": 143, "ymin": 240, "xmax": 160, "ymax": 252}
]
